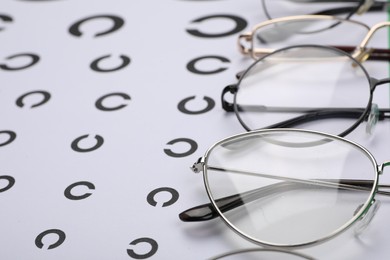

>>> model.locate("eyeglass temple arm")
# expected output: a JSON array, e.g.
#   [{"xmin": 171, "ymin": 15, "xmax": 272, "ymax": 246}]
[
  {"xmin": 264, "ymin": 108, "xmax": 390, "ymax": 131},
  {"xmin": 179, "ymin": 180, "xmax": 326, "ymax": 222},
  {"xmin": 179, "ymin": 173, "xmax": 390, "ymax": 222},
  {"xmin": 239, "ymin": 44, "xmax": 390, "ymax": 62},
  {"xmin": 336, "ymin": 46, "xmax": 390, "ymax": 62},
  {"xmin": 312, "ymin": 1, "xmax": 386, "ymax": 16},
  {"xmin": 221, "ymin": 85, "xmax": 390, "ymax": 128}
]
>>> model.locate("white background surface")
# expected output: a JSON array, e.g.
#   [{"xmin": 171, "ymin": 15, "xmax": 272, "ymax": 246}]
[{"xmin": 1, "ymin": 0, "xmax": 390, "ymax": 259}]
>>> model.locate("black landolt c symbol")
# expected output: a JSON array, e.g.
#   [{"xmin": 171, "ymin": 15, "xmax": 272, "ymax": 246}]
[
  {"xmin": 186, "ymin": 14, "xmax": 247, "ymax": 38},
  {"xmin": 16, "ymin": 90, "xmax": 51, "ymax": 108},
  {"xmin": 0, "ymin": 14, "xmax": 13, "ymax": 31},
  {"xmin": 90, "ymin": 54, "xmax": 131, "ymax": 72},
  {"xmin": 147, "ymin": 187, "xmax": 179, "ymax": 207},
  {"xmin": 0, "ymin": 130, "xmax": 16, "ymax": 147},
  {"xmin": 178, "ymin": 96, "xmax": 215, "ymax": 115},
  {"xmin": 0, "ymin": 53, "xmax": 40, "ymax": 71},
  {"xmin": 35, "ymin": 229, "xmax": 66, "ymax": 250},
  {"xmin": 71, "ymin": 134, "xmax": 104, "ymax": 152},
  {"xmin": 127, "ymin": 237, "xmax": 158, "ymax": 259},
  {"xmin": 164, "ymin": 138, "xmax": 198, "ymax": 158},
  {"xmin": 69, "ymin": 14, "xmax": 124, "ymax": 37}
]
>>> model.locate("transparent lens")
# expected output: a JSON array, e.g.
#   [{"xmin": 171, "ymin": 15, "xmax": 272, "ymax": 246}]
[
  {"xmin": 253, "ymin": 18, "xmax": 369, "ymax": 58},
  {"xmin": 205, "ymin": 130, "xmax": 377, "ymax": 246},
  {"xmin": 211, "ymin": 248, "xmax": 314, "ymax": 260},
  {"xmin": 261, "ymin": 0, "xmax": 361, "ymax": 19},
  {"xmin": 235, "ymin": 46, "xmax": 371, "ymax": 135},
  {"xmin": 364, "ymin": 25, "xmax": 389, "ymax": 50},
  {"xmin": 360, "ymin": 25, "xmax": 390, "ymax": 77}
]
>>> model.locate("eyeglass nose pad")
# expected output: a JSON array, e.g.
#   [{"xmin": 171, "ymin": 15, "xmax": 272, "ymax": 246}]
[
  {"xmin": 354, "ymin": 199, "xmax": 381, "ymax": 236},
  {"xmin": 365, "ymin": 103, "xmax": 379, "ymax": 135}
]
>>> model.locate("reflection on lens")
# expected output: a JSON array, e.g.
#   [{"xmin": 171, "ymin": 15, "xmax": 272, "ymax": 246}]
[
  {"xmin": 252, "ymin": 17, "xmax": 369, "ymax": 59},
  {"xmin": 234, "ymin": 45, "xmax": 371, "ymax": 136},
  {"xmin": 205, "ymin": 129, "xmax": 377, "ymax": 247},
  {"xmin": 261, "ymin": 0, "xmax": 361, "ymax": 19},
  {"xmin": 210, "ymin": 247, "xmax": 315, "ymax": 260}
]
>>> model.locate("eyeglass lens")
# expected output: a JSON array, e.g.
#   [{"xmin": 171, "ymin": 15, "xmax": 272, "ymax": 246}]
[
  {"xmin": 253, "ymin": 18, "xmax": 369, "ymax": 59},
  {"xmin": 210, "ymin": 247, "xmax": 314, "ymax": 260},
  {"xmin": 234, "ymin": 46, "xmax": 372, "ymax": 135},
  {"xmin": 205, "ymin": 130, "xmax": 376, "ymax": 246},
  {"xmin": 261, "ymin": 0, "xmax": 367, "ymax": 19}
]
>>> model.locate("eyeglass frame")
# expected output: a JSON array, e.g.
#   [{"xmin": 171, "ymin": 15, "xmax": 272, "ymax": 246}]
[
  {"xmin": 179, "ymin": 128, "xmax": 390, "ymax": 248},
  {"xmin": 210, "ymin": 247, "xmax": 315, "ymax": 260},
  {"xmin": 260, "ymin": 0, "xmax": 389, "ymax": 20},
  {"xmin": 222, "ymin": 44, "xmax": 390, "ymax": 137},
  {"xmin": 238, "ymin": 15, "xmax": 390, "ymax": 63}
]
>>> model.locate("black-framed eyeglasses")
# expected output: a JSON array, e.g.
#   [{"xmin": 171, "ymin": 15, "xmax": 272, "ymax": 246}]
[
  {"xmin": 179, "ymin": 128, "xmax": 390, "ymax": 248},
  {"xmin": 260, "ymin": 0, "xmax": 390, "ymax": 20},
  {"xmin": 222, "ymin": 44, "xmax": 390, "ymax": 137},
  {"xmin": 238, "ymin": 15, "xmax": 390, "ymax": 62}
]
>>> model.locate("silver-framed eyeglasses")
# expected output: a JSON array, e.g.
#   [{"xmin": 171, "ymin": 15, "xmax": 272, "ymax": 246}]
[
  {"xmin": 179, "ymin": 129, "xmax": 390, "ymax": 248},
  {"xmin": 260, "ymin": 0, "xmax": 390, "ymax": 20},
  {"xmin": 222, "ymin": 44, "xmax": 390, "ymax": 137},
  {"xmin": 210, "ymin": 247, "xmax": 315, "ymax": 260},
  {"xmin": 238, "ymin": 15, "xmax": 390, "ymax": 62}
]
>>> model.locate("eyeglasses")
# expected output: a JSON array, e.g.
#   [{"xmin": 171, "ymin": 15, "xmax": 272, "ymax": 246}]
[
  {"xmin": 179, "ymin": 128, "xmax": 390, "ymax": 248},
  {"xmin": 210, "ymin": 247, "xmax": 314, "ymax": 259},
  {"xmin": 238, "ymin": 15, "xmax": 390, "ymax": 62},
  {"xmin": 222, "ymin": 44, "xmax": 390, "ymax": 137},
  {"xmin": 260, "ymin": 0, "xmax": 389, "ymax": 20}
]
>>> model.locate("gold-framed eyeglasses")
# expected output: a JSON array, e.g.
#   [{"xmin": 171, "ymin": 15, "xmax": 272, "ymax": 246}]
[
  {"xmin": 238, "ymin": 15, "xmax": 390, "ymax": 63},
  {"xmin": 260, "ymin": 0, "xmax": 390, "ymax": 20}
]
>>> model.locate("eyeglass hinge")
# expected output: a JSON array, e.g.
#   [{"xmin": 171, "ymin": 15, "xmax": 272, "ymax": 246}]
[
  {"xmin": 221, "ymin": 85, "xmax": 237, "ymax": 112},
  {"xmin": 238, "ymin": 32, "xmax": 252, "ymax": 55},
  {"xmin": 353, "ymin": 48, "xmax": 374, "ymax": 64},
  {"xmin": 191, "ymin": 157, "xmax": 204, "ymax": 173}
]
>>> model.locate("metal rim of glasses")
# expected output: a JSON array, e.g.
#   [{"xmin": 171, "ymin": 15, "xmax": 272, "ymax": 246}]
[
  {"xmin": 239, "ymin": 14, "xmax": 368, "ymax": 59},
  {"xmin": 230, "ymin": 44, "xmax": 374, "ymax": 137},
  {"xmin": 238, "ymin": 14, "xmax": 390, "ymax": 62},
  {"xmin": 260, "ymin": 0, "xmax": 382, "ymax": 20},
  {"xmin": 201, "ymin": 128, "xmax": 380, "ymax": 249},
  {"xmin": 209, "ymin": 247, "xmax": 315, "ymax": 260}
]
